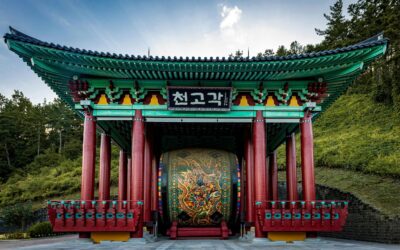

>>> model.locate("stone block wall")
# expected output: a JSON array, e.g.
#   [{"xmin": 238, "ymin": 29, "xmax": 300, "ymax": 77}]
[
  {"xmin": 316, "ymin": 184, "xmax": 400, "ymax": 244},
  {"xmin": 277, "ymin": 182, "xmax": 400, "ymax": 243}
]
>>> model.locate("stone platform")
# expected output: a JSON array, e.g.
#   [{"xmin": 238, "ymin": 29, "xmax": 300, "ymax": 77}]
[{"xmin": 0, "ymin": 234, "xmax": 398, "ymax": 250}]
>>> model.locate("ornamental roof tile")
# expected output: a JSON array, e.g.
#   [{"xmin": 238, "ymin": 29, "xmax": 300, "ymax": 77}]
[
  {"xmin": 3, "ymin": 27, "xmax": 389, "ymax": 152},
  {"xmin": 4, "ymin": 26, "xmax": 387, "ymax": 63}
]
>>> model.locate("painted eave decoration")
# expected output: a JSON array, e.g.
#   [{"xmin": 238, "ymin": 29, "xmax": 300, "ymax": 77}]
[
  {"xmin": 4, "ymin": 27, "xmax": 387, "ymax": 108},
  {"xmin": 3, "ymin": 27, "xmax": 388, "ymax": 152}
]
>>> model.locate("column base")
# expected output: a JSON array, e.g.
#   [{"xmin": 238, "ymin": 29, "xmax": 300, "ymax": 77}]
[
  {"xmin": 79, "ymin": 232, "xmax": 90, "ymax": 238},
  {"xmin": 268, "ymin": 232, "xmax": 306, "ymax": 242},
  {"xmin": 90, "ymin": 232, "xmax": 130, "ymax": 243}
]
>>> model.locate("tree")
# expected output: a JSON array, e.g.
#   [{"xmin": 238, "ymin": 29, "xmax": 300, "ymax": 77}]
[
  {"xmin": 315, "ymin": 0, "xmax": 349, "ymax": 49},
  {"xmin": 256, "ymin": 49, "xmax": 274, "ymax": 58},
  {"xmin": 288, "ymin": 41, "xmax": 304, "ymax": 54},
  {"xmin": 229, "ymin": 50, "xmax": 244, "ymax": 59},
  {"xmin": 0, "ymin": 201, "xmax": 35, "ymax": 230},
  {"xmin": 315, "ymin": 0, "xmax": 400, "ymax": 112},
  {"xmin": 0, "ymin": 91, "xmax": 83, "ymax": 181},
  {"xmin": 276, "ymin": 45, "xmax": 289, "ymax": 56}
]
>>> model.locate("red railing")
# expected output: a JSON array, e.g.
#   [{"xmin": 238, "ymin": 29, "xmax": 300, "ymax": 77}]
[
  {"xmin": 256, "ymin": 200, "xmax": 348, "ymax": 232},
  {"xmin": 47, "ymin": 200, "xmax": 143, "ymax": 232}
]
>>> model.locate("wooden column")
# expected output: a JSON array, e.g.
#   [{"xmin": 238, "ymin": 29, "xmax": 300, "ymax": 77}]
[
  {"xmin": 151, "ymin": 155, "xmax": 158, "ymax": 212},
  {"xmin": 131, "ymin": 110, "xmax": 145, "ymax": 238},
  {"xmin": 286, "ymin": 133, "xmax": 298, "ymax": 201},
  {"xmin": 118, "ymin": 150, "xmax": 127, "ymax": 201},
  {"xmin": 127, "ymin": 158, "xmax": 132, "ymax": 203},
  {"xmin": 99, "ymin": 133, "xmax": 111, "ymax": 201},
  {"xmin": 300, "ymin": 112, "xmax": 316, "ymax": 202},
  {"xmin": 143, "ymin": 127, "xmax": 152, "ymax": 223},
  {"xmin": 269, "ymin": 151, "xmax": 278, "ymax": 200},
  {"xmin": 244, "ymin": 131, "xmax": 254, "ymax": 224},
  {"xmin": 253, "ymin": 110, "xmax": 267, "ymax": 237},
  {"xmin": 81, "ymin": 112, "xmax": 96, "ymax": 201}
]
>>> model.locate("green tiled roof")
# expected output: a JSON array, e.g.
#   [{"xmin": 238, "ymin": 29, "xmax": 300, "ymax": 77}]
[
  {"xmin": 3, "ymin": 27, "xmax": 388, "ymax": 152},
  {"xmin": 4, "ymin": 27, "xmax": 387, "ymax": 108}
]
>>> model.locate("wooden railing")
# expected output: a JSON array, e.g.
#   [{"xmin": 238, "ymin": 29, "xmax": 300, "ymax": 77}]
[
  {"xmin": 255, "ymin": 200, "xmax": 348, "ymax": 232},
  {"xmin": 47, "ymin": 200, "xmax": 143, "ymax": 232}
]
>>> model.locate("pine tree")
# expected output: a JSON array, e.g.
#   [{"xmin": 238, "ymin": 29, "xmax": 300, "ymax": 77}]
[
  {"xmin": 315, "ymin": 0, "xmax": 349, "ymax": 49},
  {"xmin": 276, "ymin": 45, "xmax": 288, "ymax": 56}
]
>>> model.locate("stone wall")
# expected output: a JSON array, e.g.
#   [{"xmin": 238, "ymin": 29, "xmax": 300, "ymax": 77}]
[
  {"xmin": 278, "ymin": 182, "xmax": 400, "ymax": 244},
  {"xmin": 316, "ymin": 184, "xmax": 400, "ymax": 244}
]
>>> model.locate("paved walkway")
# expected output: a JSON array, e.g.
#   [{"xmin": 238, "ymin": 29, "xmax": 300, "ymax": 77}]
[{"xmin": 0, "ymin": 234, "xmax": 398, "ymax": 250}]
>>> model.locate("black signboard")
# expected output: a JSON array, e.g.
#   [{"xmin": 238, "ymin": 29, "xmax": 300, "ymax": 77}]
[{"xmin": 167, "ymin": 87, "xmax": 232, "ymax": 111}]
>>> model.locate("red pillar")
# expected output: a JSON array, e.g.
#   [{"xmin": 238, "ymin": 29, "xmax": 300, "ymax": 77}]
[
  {"xmin": 151, "ymin": 155, "xmax": 158, "ymax": 212},
  {"xmin": 269, "ymin": 151, "xmax": 278, "ymax": 200},
  {"xmin": 118, "ymin": 150, "xmax": 127, "ymax": 201},
  {"xmin": 127, "ymin": 158, "xmax": 132, "ymax": 202},
  {"xmin": 99, "ymin": 133, "xmax": 111, "ymax": 201},
  {"xmin": 300, "ymin": 112, "xmax": 316, "ymax": 202},
  {"xmin": 143, "ymin": 128, "xmax": 152, "ymax": 223},
  {"xmin": 81, "ymin": 112, "xmax": 96, "ymax": 201},
  {"xmin": 253, "ymin": 110, "xmax": 267, "ymax": 237},
  {"xmin": 244, "ymin": 131, "xmax": 254, "ymax": 224},
  {"xmin": 286, "ymin": 133, "xmax": 298, "ymax": 201},
  {"xmin": 131, "ymin": 110, "xmax": 145, "ymax": 238}
]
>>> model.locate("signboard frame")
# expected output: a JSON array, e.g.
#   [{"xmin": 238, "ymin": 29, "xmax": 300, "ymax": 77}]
[{"xmin": 167, "ymin": 86, "xmax": 232, "ymax": 111}]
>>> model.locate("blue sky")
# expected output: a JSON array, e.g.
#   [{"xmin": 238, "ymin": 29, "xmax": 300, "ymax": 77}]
[{"xmin": 0, "ymin": 0, "xmax": 355, "ymax": 103}]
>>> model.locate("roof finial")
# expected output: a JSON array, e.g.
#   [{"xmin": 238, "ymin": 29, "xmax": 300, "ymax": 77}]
[
  {"xmin": 148, "ymin": 47, "xmax": 150, "ymax": 57},
  {"xmin": 247, "ymin": 47, "xmax": 250, "ymax": 59}
]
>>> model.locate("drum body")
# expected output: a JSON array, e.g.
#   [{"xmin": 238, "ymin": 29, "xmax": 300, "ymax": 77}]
[{"xmin": 159, "ymin": 148, "xmax": 240, "ymax": 227}]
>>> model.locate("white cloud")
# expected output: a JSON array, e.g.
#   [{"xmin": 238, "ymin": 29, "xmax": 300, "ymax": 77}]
[{"xmin": 219, "ymin": 5, "xmax": 242, "ymax": 34}]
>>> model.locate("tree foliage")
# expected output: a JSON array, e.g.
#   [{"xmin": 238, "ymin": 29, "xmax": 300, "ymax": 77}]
[
  {"xmin": 0, "ymin": 92, "xmax": 82, "ymax": 181},
  {"xmin": 315, "ymin": 0, "xmax": 400, "ymax": 111},
  {"xmin": 235, "ymin": 0, "xmax": 400, "ymax": 111},
  {"xmin": 0, "ymin": 201, "xmax": 34, "ymax": 230},
  {"xmin": 315, "ymin": 0, "xmax": 349, "ymax": 48}
]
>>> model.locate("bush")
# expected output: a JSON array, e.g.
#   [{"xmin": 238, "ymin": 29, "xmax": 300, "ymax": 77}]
[
  {"xmin": 4, "ymin": 232, "xmax": 28, "ymax": 239},
  {"xmin": 27, "ymin": 221, "xmax": 53, "ymax": 238},
  {"xmin": 0, "ymin": 202, "xmax": 34, "ymax": 230}
]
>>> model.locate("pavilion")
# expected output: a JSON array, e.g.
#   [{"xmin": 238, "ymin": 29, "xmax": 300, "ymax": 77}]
[{"xmin": 4, "ymin": 27, "xmax": 388, "ymax": 242}]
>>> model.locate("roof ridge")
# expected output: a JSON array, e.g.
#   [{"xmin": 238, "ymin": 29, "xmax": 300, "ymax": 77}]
[
  {"xmin": 3, "ymin": 26, "xmax": 388, "ymax": 63},
  {"xmin": 8, "ymin": 26, "xmax": 42, "ymax": 43}
]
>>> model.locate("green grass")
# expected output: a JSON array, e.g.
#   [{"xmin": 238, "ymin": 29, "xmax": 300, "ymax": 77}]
[
  {"xmin": 275, "ymin": 93, "xmax": 400, "ymax": 216},
  {"xmin": 278, "ymin": 93, "xmax": 400, "ymax": 177},
  {"xmin": 0, "ymin": 147, "xmax": 121, "ymax": 208},
  {"xmin": 278, "ymin": 167, "xmax": 400, "ymax": 216},
  {"xmin": 314, "ymin": 167, "xmax": 400, "ymax": 216}
]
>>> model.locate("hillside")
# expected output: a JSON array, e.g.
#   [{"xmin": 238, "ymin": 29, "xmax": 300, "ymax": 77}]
[
  {"xmin": 276, "ymin": 92, "xmax": 400, "ymax": 215},
  {"xmin": 277, "ymin": 92, "xmax": 400, "ymax": 176},
  {"xmin": 313, "ymin": 94, "xmax": 400, "ymax": 176}
]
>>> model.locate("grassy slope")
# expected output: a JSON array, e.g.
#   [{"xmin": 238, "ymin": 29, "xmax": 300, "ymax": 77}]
[
  {"xmin": 311, "ymin": 94, "xmax": 400, "ymax": 215},
  {"xmin": 0, "ymin": 148, "xmax": 121, "ymax": 208},
  {"xmin": 276, "ymin": 93, "xmax": 400, "ymax": 216},
  {"xmin": 1, "ymin": 93, "xmax": 399, "ymax": 216},
  {"xmin": 278, "ymin": 166, "xmax": 400, "ymax": 216},
  {"xmin": 313, "ymin": 94, "xmax": 400, "ymax": 176},
  {"xmin": 314, "ymin": 167, "xmax": 400, "ymax": 216}
]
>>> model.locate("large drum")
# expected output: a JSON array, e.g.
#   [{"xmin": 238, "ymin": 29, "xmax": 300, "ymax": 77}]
[{"xmin": 159, "ymin": 148, "xmax": 240, "ymax": 227}]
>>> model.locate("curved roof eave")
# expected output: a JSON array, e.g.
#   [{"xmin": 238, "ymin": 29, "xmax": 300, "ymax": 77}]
[{"xmin": 4, "ymin": 26, "xmax": 388, "ymax": 63}]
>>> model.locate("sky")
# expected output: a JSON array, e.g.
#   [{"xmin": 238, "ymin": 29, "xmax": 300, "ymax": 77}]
[{"xmin": 0, "ymin": 0, "xmax": 356, "ymax": 104}]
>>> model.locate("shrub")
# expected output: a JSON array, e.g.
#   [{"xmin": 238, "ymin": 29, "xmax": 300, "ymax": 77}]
[
  {"xmin": 0, "ymin": 201, "xmax": 34, "ymax": 230},
  {"xmin": 4, "ymin": 232, "xmax": 28, "ymax": 239},
  {"xmin": 27, "ymin": 221, "xmax": 53, "ymax": 238}
]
